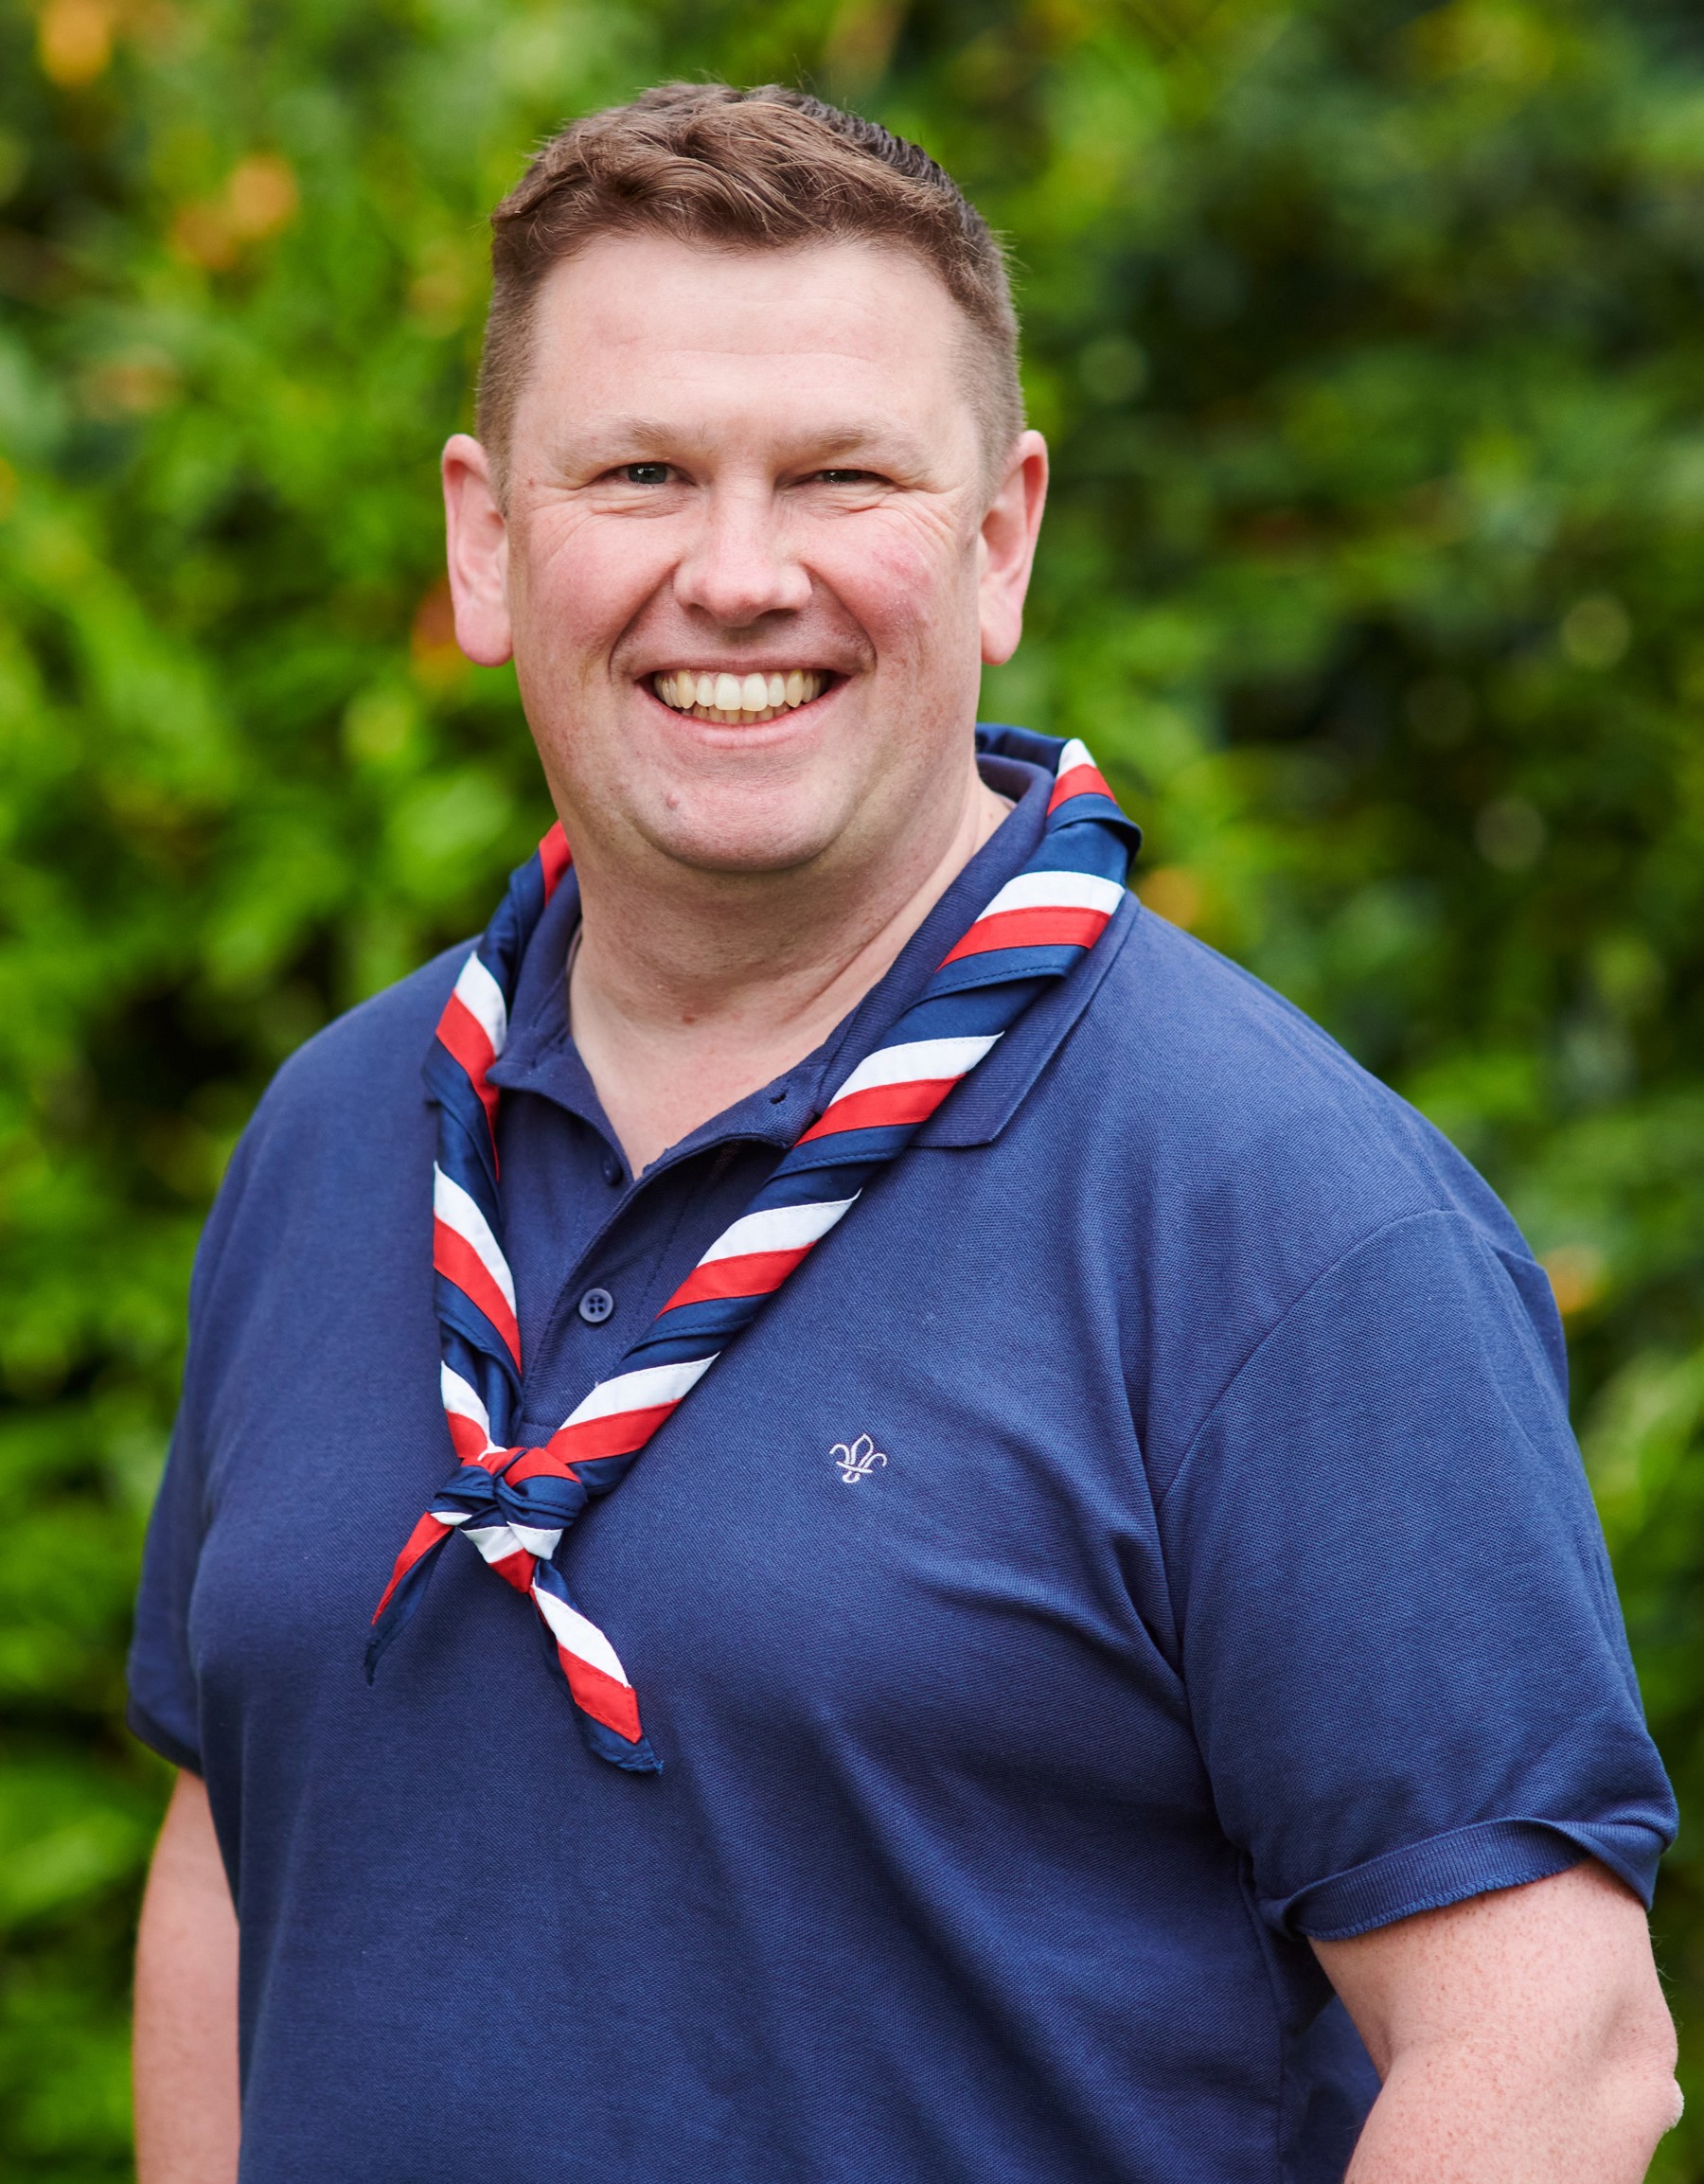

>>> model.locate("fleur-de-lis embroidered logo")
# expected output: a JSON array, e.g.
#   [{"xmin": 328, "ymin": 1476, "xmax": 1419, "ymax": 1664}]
[{"xmin": 833, "ymin": 1433, "xmax": 888, "ymax": 1483}]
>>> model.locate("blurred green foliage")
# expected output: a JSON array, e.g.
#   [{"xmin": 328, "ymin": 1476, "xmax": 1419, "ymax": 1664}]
[{"xmin": 3, "ymin": 0, "xmax": 1704, "ymax": 2172}]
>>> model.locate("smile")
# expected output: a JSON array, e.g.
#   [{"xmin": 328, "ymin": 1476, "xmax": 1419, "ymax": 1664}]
[{"xmin": 651, "ymin": 669, "xmax": 830, "ymax": 724}]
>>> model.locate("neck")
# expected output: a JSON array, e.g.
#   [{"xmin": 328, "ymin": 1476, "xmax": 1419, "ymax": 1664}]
[{"xmin": 567, "ymin": 761, "xmax": 1013, "ymax": 1175}]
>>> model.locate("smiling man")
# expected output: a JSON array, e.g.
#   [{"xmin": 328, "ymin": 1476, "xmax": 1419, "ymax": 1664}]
[{"xmin": 128, "ymin": 84, "xmax": 1679, "ymax": 2184}]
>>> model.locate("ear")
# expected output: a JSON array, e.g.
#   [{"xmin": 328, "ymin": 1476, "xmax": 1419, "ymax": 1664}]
[
  {"xmin": 442, "ymin": 435, "xmax": 513, "ymax": 666},
  {"xmin": 978, "ymin": 430, "xmax": 1049, "ymax": 666}
]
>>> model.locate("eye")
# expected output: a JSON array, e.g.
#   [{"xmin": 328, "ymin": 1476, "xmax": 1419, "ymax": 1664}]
[
  {"xmin": 618, "ymin": 462, "xmax": 673, "ymax": 485},
  {"xmin": 811, "ymin": 469, "xmax": 879, "ymax": 486}
]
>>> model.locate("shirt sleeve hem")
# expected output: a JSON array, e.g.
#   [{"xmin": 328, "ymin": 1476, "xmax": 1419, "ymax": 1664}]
[
  {"xmin": 1264, "ymin": 1816, "xmax": 1668, "ymax": 1941},
  {"xmin": 125, "ymin": 1696, "xmax": 203, "ymax": 1776}
]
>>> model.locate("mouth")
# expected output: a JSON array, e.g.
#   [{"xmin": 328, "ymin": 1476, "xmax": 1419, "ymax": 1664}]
[{"xmin": 648, "ymin": 668, "xmax": 834, "ymax": 724}]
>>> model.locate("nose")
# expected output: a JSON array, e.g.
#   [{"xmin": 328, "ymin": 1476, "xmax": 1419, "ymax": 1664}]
[{"xmin": 671, "ymin": 482, "xmax": 812, "ymax": 628}]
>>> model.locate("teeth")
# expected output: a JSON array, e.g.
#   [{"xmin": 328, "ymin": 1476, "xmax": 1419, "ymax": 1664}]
[{"xmin": 652, "ymin": 669, "xmax": 827, "ymax": 719}]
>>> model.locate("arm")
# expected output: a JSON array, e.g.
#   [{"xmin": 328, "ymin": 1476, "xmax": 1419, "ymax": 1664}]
[
  {"xmin": 1315, "ymin": 1860, "xmax": 1679, "ymax": 2183},
  {"xmin": 134, "ymin": 1769, "xmax": 240, "ymax": 2184}
]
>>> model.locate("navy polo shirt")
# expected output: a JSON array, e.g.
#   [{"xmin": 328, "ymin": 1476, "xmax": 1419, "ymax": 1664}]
[{"xmin": 129, "ymin": 737, "xmax": 1675, "ymax": 2184}]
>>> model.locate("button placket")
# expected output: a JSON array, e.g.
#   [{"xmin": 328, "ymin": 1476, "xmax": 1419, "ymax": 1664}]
[
  {"xmin": 520, "ymin": 1150, "xmax": 711, "ymax": 1434},
  {"xmin": 514, "ymin": 1125, "xmax": 796, "ymax": 1444}
]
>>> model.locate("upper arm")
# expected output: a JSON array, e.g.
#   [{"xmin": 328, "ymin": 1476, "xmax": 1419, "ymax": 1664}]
[
  {"xmin": 1314, "ymin": 1860, "xmax": 1676, "ymax": 2092},
  {"xmin": 140, "ymin": 1769, "xmax": 235, "ymax": 1934},
  {"xmin": 134, "ymin": 1772, "xmax": 240, "ymax": 2184}
]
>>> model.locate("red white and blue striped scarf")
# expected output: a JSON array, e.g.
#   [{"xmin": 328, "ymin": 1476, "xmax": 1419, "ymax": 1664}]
[{"xmin": 368, "ymin": 738, "xmax": 1139, "ymax": 1771}]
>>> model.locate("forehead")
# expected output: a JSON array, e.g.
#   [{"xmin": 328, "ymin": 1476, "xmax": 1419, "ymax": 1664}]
[{"xmin": 516, "ymin": 232, "xmax": 978, "ymax": 451}]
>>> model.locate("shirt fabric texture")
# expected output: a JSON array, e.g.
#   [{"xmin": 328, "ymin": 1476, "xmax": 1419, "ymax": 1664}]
[{"xmin": 129, "ymin": 732, "xmax": 1676, "ymax": 2184}]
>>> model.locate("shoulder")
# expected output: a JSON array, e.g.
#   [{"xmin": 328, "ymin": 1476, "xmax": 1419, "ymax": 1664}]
[
  {"xmin": 253, "ymin": 942, "xmax": 468, "ymax": 1142},
  {"xmin": 1048, "ymin": 906, "xmax": 1570, "ymax": 1479},
  {"xmin": 1062, "ymin": 902, "xmax": 1558, "ymax": 1359},
  {"xmin": 1090, "ymin": 904, "xmax": 1412, "ymax": 1132},
  {"xmin": 1084, "ymin": 905, "xmax": 1524, "ymax": 1242},
  {"xmin": 187, "ymin": 944, "xmax": 467, "ymax": 1312}
]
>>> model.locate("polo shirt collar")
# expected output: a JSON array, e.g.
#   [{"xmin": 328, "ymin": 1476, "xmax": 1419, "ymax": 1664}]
[{"xmin": 487, "ymin": 732, "xmax": 1137, "ymax": 1163}]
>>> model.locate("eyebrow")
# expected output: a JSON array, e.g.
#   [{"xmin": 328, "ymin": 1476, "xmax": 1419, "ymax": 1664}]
[{"xmin": 564, "ymin": 415, "xmax": 936, "ymax": 473}]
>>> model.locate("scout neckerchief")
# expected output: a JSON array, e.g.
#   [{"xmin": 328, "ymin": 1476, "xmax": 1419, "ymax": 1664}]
[{"xmin": 368, "ymin": 736, "xmax": 1139, "ymax": 1772}]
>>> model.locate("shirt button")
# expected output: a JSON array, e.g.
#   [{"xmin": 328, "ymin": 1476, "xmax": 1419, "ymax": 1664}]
[{"xmin": 578, "ymin": 1287, "xmax": 615, "ymax": 1324}]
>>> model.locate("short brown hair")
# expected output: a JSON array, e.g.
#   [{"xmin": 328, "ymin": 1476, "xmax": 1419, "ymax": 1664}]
[{"xmin": 476, "ymin": 82, "xmax": 1023, "ymax": 500}]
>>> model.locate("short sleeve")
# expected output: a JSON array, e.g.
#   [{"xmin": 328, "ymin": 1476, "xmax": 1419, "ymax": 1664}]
[
  {"xmin": 1158, "ymin": 1207, "xmax": 1677, "ymax": 1940},
  {"xmin": 126, "ymin": 1130, "xmax": 258, "ymax": 1776},
  {"xmin": 127, "ymin": 1416, "xmax": 209, "ymax": 1772}
]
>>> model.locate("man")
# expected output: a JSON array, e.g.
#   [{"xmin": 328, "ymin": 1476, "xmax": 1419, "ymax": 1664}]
[{"xmin": 129, "ymin": 83, "xmax": 1680, "ymax": 2184}]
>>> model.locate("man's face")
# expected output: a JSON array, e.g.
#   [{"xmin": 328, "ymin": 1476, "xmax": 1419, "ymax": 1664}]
[{"xmin": 444, "ymin": 232, "xmax": 1044, "ymax": 882}]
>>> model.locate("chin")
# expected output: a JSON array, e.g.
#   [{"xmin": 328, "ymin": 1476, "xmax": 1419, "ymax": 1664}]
[{"xmin": 635, "ymin": 785, "xmax": 857, "ymax": 877}]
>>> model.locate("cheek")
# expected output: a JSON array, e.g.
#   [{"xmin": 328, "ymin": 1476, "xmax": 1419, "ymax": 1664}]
[
  {"xmin": 514, "ymin": 512, "xmax": 670, "ymax": 667},
  {"xmin": 821, "ymin": 512, "xmax": 978, "ymax": 662}
]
